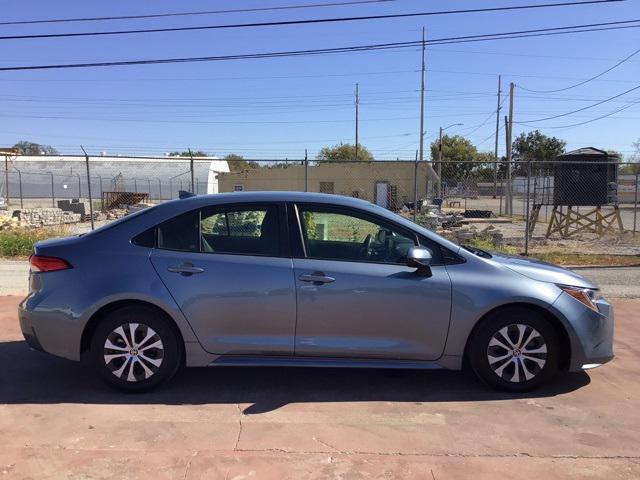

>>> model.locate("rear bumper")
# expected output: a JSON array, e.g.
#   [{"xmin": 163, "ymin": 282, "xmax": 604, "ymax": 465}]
[
  {"xmin": 18, "ymin": 292, "xmax": 83, "ymax": 361},
  {"xmin": 551, "ymin": 292, "xmax": 615, "ymax": 372}
]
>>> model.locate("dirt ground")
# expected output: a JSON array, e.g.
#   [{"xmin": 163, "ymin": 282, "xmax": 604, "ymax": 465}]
[{"xmin": 0, "ymin": 295, "xmax": 639, "ymax": 479}]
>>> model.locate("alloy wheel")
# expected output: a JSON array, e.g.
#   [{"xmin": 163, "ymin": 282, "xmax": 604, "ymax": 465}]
[
  {"xmin": 487, "ymin": 324, "xmax": 548, "ymax": 383},
  {"xmin": 103, "ymin": 323, "xmax": 164, "ymax": 382}
]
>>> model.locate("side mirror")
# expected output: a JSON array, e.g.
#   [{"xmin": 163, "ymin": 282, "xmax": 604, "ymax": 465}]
[{"xmin": 406, "ymin": 246, "xmax": 432, "ymax": 277}]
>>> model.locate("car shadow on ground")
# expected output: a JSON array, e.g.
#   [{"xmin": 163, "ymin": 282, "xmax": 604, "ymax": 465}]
[{"xmin": 0, "ymin": 340, "xmax": 590, "ymax": 414}]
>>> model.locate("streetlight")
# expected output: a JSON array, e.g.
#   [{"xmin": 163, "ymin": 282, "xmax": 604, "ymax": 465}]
[{"xmin": 437, "ymin": 123, "xmax": 463, "ymax": 198}]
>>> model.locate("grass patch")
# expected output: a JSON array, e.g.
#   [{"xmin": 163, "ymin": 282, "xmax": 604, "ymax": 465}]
[
  {"xmin": 529, "ymin": 252, "xmax": 640, "ymax": 267},
  {"xmin": 467, "ymin": 235, "xmax": 519, "ymax": 255},
  {"xmin": 0, "ymin": 227, "xmax": 69, "ymax": 258}
]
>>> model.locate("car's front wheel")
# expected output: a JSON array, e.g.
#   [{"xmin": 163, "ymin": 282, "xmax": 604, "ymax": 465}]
[
  {"xmin": 90, "ymin": 306, "xmax": 181, "ymax": 392},
  {"xmin": 469, "ymin": 307, "xmax": 559, "ymax": 392}
]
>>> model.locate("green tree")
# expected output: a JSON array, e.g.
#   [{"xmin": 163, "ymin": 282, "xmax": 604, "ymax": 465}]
[
  {"xmin": 472, "ymin": 151, "xmax": 504, "ymax": 180},
  {"xmin": 620, "ymin": 141, "xmax": 640, "ymax": 174},
  {"xmin": 223, "ymin": 154, "xmax": 259, "ymax": 172},
  {"xmin": 429, "ymin": 135, "xmax": 478, "ymax": 181},
  {"xmin": 168, "ymin": 150, "xmax": 208, "ymax": 157},
  {"xmin": 13, "ymin": 141, "xmax": 58, "ymax": 155},
  {"xmin": 512, "ymin": 130, "xmax": 566, "ymax": 167},
  {"xmin": 316, "ymin": 143, "xmax": 374, "ymax": 162}
]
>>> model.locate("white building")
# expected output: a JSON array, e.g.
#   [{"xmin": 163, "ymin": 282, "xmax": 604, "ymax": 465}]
[{"xmin": 3, "ymin": 155, "xmax": 230, "ymax": 200}]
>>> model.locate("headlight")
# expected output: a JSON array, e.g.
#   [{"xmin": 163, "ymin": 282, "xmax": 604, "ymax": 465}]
[{"xmin": 558, "ymin": 285, "xmax": 601, "ymax": 312}]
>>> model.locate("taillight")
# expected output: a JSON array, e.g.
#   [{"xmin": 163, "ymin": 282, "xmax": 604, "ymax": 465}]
[{"xmin": 29, "ymin": 255, "xmax": 72, "ymax": 273}]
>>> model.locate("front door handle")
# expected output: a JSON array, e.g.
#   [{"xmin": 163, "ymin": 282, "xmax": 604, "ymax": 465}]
[
  {"xmin": 299, "ymin": 272, "xmax": 335, "ymax": 284},
  {"xmin": 167, "ymin": 263, "xmax": 204, "ymax": 276}
]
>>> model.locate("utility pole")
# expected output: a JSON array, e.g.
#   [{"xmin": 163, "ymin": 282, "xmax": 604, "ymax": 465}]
[
  {"xmin": 505, "ymin": 82, "xmax": 515, "ymax": 216},
  {"xmin": 493, "ymin": 75, "xmax": 502, "ymax": 199},
  {"xmin": 354, "ymin": 83, "xmax": 359, "ymax": 161},
  {"xmin": 437, "ymin": 126, "xmax": 443, "ymax": 198},
  {"xmin": 418, "ymin": 27, "xmax": 426, "ymax": 194}
]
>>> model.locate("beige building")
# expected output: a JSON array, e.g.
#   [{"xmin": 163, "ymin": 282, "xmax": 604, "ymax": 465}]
[{"xmin": 218, "ymin": 161, "xmax": 438, "ymax": 210}]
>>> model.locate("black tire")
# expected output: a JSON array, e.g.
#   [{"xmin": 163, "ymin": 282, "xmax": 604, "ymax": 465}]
[
  {"xmin": 469, "ymin": 307, "xmax": 559, "ymax": 392},
  {"xmin": 90, "ymin": 305, "xmax": 182, "ymax": 392}
]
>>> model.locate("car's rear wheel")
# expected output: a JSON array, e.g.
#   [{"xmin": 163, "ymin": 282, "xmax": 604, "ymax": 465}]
[
  {"xmin": 90, "ymin": 306, "xmax": 181, "ymax": 392},
  {"xmin": 469, "ymin": 307, "xmax": 559, "ymax": 392}
]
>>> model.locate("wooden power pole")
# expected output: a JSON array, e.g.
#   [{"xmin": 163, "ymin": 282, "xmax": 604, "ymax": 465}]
[
  {"xmin": 355, "ymin": 82, "xmax": 359, "ymax": 161},
  {"xmin": 418, "ymin": 27, "xmax": 426, "ymax": 193},
  {"xmin": 505, "ymin": 82, "xmax": 515, "ymax": 216},
  {"xmin": 493, "ymin": 75, "xmax": 502, "ymax": 199}
]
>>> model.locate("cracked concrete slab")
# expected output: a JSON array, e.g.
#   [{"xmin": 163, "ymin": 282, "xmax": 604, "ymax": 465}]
[{"xmin": 0, "ymin": 296, "xmax": 639, "ymax": 478}]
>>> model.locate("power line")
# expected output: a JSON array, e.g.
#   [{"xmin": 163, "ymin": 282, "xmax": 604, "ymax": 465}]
[
  {"xmin": 460, "ymin": 95, "xmax": 508, "ymax": 136},
  {"xmin": 0, "ymin": 1, "xmax": 395, "ymax": 25},
  {"xmin": 0, "ymin": 1, "xmax": 625, "ymax": 41},
  {"xmin": 518, "ymin": 83, "xmax": 640, "ymax": 123},
  {"xmin": 0, "ymin": 113, "xmax": 420, "ymax": 125},
  {"xmin": 517, "ymin": 46, "xmax": 640, "ymax": 93},
  {"xmin": 2, "ymin": 20, "xmax": 639, "ymax": 72},
  {"xmin": 518, "ymin": 98, "xmax": 640, "ymax": 129}
]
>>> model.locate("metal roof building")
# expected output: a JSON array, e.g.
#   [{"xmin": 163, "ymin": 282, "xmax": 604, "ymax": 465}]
[{"xmin": 2, "ymin": 155, "xmax": 230, "ymax": 201}]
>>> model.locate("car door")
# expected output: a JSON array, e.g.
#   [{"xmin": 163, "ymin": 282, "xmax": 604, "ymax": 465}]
[
  {"xmin": 292, "ymin": 203, "xmax": 452, "ymax": 361},
  {"xmin": 150, "ymin": 202, "xmax": 297, "ymax": 355}
]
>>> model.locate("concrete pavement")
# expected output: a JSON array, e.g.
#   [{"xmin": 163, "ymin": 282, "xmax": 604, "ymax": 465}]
[
  {"xmin": 0, "ymin": 296, "xmax": 639, "ymax": 479},
  {"xmin": 0, "ymin": 259, "xmax": 28, "ymax": 296}
]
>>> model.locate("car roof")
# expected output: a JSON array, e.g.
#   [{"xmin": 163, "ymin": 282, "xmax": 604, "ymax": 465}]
[{"xmin": 172, "ymin": 191, "xmax": 375, "ymax": 209}]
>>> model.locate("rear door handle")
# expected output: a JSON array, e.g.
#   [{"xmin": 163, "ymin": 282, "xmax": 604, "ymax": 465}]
[
  {"xmin": 167, "ymin": 263, "xmax": 204, "ymax": 276},
  {"xmin": 298, "ymin": 272, "xmax": 335, "ymax": 284}
]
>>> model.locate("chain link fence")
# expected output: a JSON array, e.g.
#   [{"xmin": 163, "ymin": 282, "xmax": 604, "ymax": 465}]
[{"xmin": 2, "ymin": 154, "xmax": 639, "ymax": 259}]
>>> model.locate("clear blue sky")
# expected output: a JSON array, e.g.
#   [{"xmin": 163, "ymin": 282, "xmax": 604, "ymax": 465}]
[{"xmin": 0, "ymin": 0, "xmax": 638, "ymax": 160}]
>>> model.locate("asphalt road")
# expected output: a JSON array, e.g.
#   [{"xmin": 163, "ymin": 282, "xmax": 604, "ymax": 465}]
[
  {"xmin": 0, "ymin": 296, "xmax": 639, "ymax": 479},
  {"xmin": 2, "ymin": 259, "xmax": 640, "ymax": 298}
]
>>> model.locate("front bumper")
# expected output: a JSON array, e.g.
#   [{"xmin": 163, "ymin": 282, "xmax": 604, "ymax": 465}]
[{"xmin": 551, "ymin": 292, "xmax": 615, "ymax": 372}]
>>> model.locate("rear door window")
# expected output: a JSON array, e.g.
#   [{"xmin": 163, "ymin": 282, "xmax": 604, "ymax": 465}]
[
  {"xmin": 200, "ymin": 204, "xmax": 280, "ymax": 256},
  {"xmin": 157, "ymin": 210, "xmax": 199, "ymax": 252}
]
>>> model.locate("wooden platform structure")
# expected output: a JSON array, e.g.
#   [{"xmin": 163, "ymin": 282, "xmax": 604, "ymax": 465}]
[
  {"xmin": 528, "ymin": 204, "xmax": 624, "ymax": 239},
  {"xmin": 101, "ymin": 191, "xmax": 149, "ymax": 211}
]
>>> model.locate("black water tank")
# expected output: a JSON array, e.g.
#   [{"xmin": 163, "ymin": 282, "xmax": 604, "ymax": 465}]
[{"xmin": 553, "ymin": 147, "xmax": 618, "ymax": 206}]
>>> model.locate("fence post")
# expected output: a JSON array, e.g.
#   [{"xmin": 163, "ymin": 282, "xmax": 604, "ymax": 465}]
[
  {"xmin": 134, "ymin": 178, "xmax": 138, "ymax": 193},
  {"xmin": 169, "ymin": 179, "xmax": 173, "ymax": 199},
  {"xmin": 413, "ymin": 150, "xmax": 419, "ymax": 221},
  {"xmin": 17, "ymin": 169, "xmax": 23, "ymax": 209},
  {"xmin": 3, "ymin": 154, "xmax": 8, "ymax": 204},
  {"xmin": 304, "ymin": 149, "xmax": 309, "ymax": 192},
  {"xmin": 158, "ymin": 179, "xmax": 162, "ymax": 201},
  {"xmin": 50, "ymin": 173, "xmax": 55, "ymax": 207},
  {"xmin": 80, "ymin": 147, "xmax": 95, "ymax": 230},
  {"xmin": 77, "ymin": 174, "xmax": 82, "ymax": 199},
  {"xmin": 524, "ymin": 161, "xmax": 532, "ymax": 256},
  {"xmin": 188, "ymin": 149, "xmax": 195, "ymax": 193},
  {"xmin": 634, "ymin": 172, "xmax": 638, "ymax": 234}
]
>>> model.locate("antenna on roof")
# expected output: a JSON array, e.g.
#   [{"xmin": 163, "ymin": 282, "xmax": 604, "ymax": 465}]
[{"xmin": 178, "ymin": 190, "xmax": 196, "ymax": 199}]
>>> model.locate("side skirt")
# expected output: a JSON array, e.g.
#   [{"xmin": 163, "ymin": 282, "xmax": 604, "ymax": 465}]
[{"xmin": 208, "ymin": 355, "xmax": 446, "ymax": 370}]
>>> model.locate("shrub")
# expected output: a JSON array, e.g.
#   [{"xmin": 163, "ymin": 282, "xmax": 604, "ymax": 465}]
[{"xmin": 0, "ymin": 227, "xmax": 69, "ymax": 257}]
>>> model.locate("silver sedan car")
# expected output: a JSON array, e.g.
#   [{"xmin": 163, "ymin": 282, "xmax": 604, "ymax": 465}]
[{"xmin": 19, "ymin": 192, "xmax": 614, "ymax": 392}]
